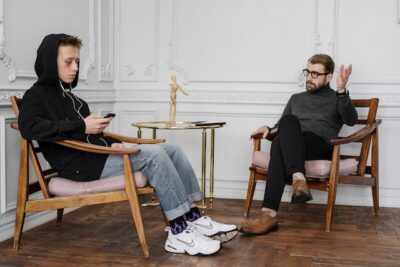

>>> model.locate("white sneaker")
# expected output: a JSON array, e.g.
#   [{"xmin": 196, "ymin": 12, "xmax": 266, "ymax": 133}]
[
  {"xmin": 164, "ymin": 225, "xmax": 221, "ymax": 255},
  {"xmin": 187, "ymin": 216, "xmax": 238, "ymax": 244}
]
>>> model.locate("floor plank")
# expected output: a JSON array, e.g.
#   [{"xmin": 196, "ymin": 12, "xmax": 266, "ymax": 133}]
[{"xmin": 0, "ymin": 199, "xmax": 399, "ymax": 267}]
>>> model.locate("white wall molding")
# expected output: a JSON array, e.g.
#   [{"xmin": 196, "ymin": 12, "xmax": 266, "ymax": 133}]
[
  {"xmin": 166, "ymin": 0, "xmax": 188, "ymax": 84},
  {"xmin": 117, "ymin": 0, "xmax": 160, "ymax": 82},
  {"xmin": 114, "ymin": 88, "xmax": 400, "ymax": 107},
  {"xmin": 0, "ymin": 89, "xmax": 24, "ymax": 105},
  {"xmin": 80, "ymin": 0, "xmax": 96, "ymax": 84},
  {"xmin": 398, "ymin": 0, "xmax": 400, "ymax": 24},
  {"xmin": 0, "ymin": 115, "xmax": 16, "ymax": 214},
  {"xmin": 0, "ymin": 191, "xmax": 77, "ymax": 242},
  {"xmin": 0, "ymin": 89, "xmax": 115, "ymax": 106},
  {"xmin": 0, "ymin": 115, "xmax": 6, "ymax": 213},
  {"xmin": 0, "ymin": 0, "xmax": 16, "ymax": 82},
  {"xmin": 213, "ymin": 177, "xmax": 400, "ymax": 208},
  {"xmin": 97, "ymin": 0, "xmax": 114, "ymax": 82}
]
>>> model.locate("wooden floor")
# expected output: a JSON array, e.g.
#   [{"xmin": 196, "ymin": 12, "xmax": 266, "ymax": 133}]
[{"xmin": 0, "ymin": 199, "xmax": 399, "ymax": 267}]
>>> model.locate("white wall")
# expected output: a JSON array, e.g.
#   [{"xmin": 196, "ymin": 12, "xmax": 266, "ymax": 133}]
[
  {"xmin": 113, "ymin": 0, "xmax": 400, "ymax": 207},
  {"xmin": 0, "ymin": 0, "xmax": 399, "ymax": 242}
]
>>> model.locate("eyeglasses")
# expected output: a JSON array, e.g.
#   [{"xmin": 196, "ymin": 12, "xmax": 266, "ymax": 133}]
[{"xmin": 302, "ymin": 69, "xmax": 330, "ymax": 79}]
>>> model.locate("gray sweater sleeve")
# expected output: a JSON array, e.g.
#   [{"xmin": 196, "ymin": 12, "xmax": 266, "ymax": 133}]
[
  {"xmin": 337, "ymin": 92, "xmax": 358, "ymax": 126},
  {"xmin": 270, "ymin": 95, "xmax": 293, "ymax": 130}
]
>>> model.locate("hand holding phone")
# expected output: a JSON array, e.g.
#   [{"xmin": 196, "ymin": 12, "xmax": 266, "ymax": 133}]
[{"xmin": 103, "ymin": 113, "xmax": 116, "ymax": 118}]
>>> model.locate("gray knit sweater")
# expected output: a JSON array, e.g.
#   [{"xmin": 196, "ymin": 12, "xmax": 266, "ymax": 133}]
[{"xmin": 276, "ymin": 85, "xmax": 358, "ymax": 143}]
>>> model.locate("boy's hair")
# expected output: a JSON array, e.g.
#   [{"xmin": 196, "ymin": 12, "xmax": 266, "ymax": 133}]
[
  {"xmin": 308, "ymin": 54, "xmax": 335, "ymax": 73},
  {"xmin": 59, "ymin": 35, "xmax": 83, "ymax": 49}
]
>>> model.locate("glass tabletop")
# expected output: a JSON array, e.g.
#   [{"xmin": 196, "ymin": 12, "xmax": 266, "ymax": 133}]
[{"xmin": 131, "ymin": 121, "xmax": 224, "ymax": 130}]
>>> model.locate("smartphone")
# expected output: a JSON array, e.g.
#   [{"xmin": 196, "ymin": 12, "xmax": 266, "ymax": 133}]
[{"xmin": 103, "ymin": 113, "xmax": 116, "ymax": 118}]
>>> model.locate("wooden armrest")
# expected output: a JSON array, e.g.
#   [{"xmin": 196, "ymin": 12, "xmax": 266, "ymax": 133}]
[
  {"xmin": 54, "ymin": 139, "xmax": 141, "ymax": 155},
  {"xmin": 330, "ymin": 120, "xmax": 382, "ymax": 145},
  {"xmin": 103, "ymin": 131, "xmax": 165, "ymax": 144},
  {"xmin": 250, "ymin": 128, "xmax": 277, "ymax": 141}
]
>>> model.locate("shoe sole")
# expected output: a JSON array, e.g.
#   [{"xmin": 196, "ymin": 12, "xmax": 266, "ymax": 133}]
[
  {"xmin": 208, "ymin": 229, "xmax": 238, "ymax": 244},
  {"xmin": 164, "ymin": 238, "xmax": 221, "ymax": 255},
  {"xmin": 291, "ymin": 192, "xmax": 313, "ymax": 203},
  {"xmin": 164, "ymin": 245, "xmax": 220, "ymax": 256},
  {"xmin": 238, "ymin": 224, "xmax": 279, "ymax": 236}
]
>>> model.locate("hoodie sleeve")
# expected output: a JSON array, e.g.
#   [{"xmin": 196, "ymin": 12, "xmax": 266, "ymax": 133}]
[{"xmin": 18, "ymin": 89, "xmax": 86, "ymax": 141}]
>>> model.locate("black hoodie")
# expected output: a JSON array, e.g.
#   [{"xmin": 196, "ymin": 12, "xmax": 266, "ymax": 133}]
[{"xmin": 18, "ymin": 34, "xmax": 118, "ymax": 181}]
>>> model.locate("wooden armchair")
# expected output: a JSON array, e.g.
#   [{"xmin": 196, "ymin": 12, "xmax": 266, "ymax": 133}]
[
  {"xmin": 243, "ymin": 98, "xmax": 381, "ymax": 232},
  {"xmin": 10, "ymin": 96, "xmax": 165, "ymax": 257}
]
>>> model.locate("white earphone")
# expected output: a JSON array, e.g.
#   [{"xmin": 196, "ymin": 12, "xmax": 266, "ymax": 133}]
[{"xmin": 59, "ymin": 81, "xmax": 108, "ymax": 147}]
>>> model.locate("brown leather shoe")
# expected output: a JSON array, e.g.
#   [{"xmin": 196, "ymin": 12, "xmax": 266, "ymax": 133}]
[
  {"xmin": 291, "ymin": 179, "xmax": 313, "ymax": 203},
  {"xmin": 239, "ymin": 211, "xmax": 278, "ymax": 236}
]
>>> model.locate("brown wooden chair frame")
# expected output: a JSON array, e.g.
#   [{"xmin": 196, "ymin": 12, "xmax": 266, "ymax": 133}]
[
  {"xmin": 10, "ymin": 96, "xmax": 165, "ymax": 257},
  {"xmin": 243, "ymin": 98, "xmax": 381, "ymax": 232}
]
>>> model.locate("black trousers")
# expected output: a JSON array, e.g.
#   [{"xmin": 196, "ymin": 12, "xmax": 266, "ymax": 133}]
[{"xmin": 262, "ymin": 115, "xmax": 333, "ymax": 211}]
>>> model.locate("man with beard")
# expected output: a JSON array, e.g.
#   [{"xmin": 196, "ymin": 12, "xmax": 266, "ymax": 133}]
[{"xmin": 240, "ymin": 54, "xmax": 358, "ymax": 236}]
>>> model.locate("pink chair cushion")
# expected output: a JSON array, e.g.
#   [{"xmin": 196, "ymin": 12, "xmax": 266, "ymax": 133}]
[
  {"xmin": 48, "ymin": 172, "xmax": 147, "ymax": 197},
  {"xmin": 252, "ymin": 151, "xmax": 358, "ymax": 179}
]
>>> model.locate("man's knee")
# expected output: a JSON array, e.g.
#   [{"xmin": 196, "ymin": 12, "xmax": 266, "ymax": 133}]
[
  {"xmin": 161, "ymin": 143, "xmax": 183, "ymax": 154},
  {"xmin": 278, "ymin": 115, "xmax": 300, "ymax": 130},
  {"xmin": 140, "ymin": 144, "xmax": 166, "ymax": 158},
  {"xmin": 280, "ymin": 114, "xmax": 299, "ymax": 125}
]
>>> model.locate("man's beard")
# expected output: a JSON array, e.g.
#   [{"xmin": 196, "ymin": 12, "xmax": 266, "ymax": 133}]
[{"xmin": 306, "ymin": 79, "xmax": 327, "ymax": 93}]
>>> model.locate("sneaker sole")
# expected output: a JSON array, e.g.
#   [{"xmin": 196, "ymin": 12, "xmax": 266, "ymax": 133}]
[
  {"xmin": 208, "ymin": 229, "xmax": 238, "ymax": 244},
  {"xmin": 164, "ymin": 239, "xmax": 220, "ymax": 256},
  {"xmin": 164, "ymin": 245, "xmax": 220, "ymax": 256},
  {"xmin": 239, "ymin": 224, "xmax": 279, "ymax": 236}
]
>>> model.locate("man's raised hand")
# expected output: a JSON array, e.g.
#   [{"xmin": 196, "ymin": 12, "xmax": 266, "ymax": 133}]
[{"xmin": 337, "ymin": 64, "xmax": 352, "ymax": 93}]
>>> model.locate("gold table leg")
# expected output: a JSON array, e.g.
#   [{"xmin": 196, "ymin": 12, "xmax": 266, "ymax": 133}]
[
  {"xmin": 198, "ymin": 128, "xmax": 207, "ymax": 213},
  {"xmin": 209, "ymin": 128, "xmax": 215, "ymax": 210}
]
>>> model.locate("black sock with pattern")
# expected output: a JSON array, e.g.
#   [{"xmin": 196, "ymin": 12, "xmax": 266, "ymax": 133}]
[
  {"xmin": 185, "ymin": 207, "xmax": 202, "ymax": 222},
  {"xmin": 169, "ymin": 216, "xmax": 188, "ymax": 235}
]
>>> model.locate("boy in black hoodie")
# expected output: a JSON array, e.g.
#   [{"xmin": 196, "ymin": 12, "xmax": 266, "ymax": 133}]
[{"xmin": 19, "ymin": 34, "xmax": 237, "ymax": 255}]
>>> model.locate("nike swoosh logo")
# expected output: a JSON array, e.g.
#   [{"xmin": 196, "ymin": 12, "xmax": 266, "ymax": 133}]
[
  {"xmin": 177, "ymin": 238, "xmax": 195, "ymax": 247},
  {"xmin": 195, "ymin": 222, "xmax": 213, "ymax": 230}
]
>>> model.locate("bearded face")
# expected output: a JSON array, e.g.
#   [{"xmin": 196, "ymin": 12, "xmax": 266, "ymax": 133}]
[{"xmin": 304, "ymin": 63, "xmax": 332, "ymax": 93}]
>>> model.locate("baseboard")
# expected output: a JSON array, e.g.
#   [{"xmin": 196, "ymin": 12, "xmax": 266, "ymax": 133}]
[
  {"xmin": 213, "ymin": 179, "xmax": 400, "ymax": 208},
  {"xmin": 0, "ymin": 208, "xmax": 76, "ymax": 243}
]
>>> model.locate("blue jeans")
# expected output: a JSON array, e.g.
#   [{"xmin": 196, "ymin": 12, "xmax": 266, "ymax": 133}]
[{"xmin": 99, "ymin": 143, "xmax": 202, "ymax": 220}]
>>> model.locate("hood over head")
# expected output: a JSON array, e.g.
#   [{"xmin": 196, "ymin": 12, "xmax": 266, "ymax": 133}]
[{"xmin": 34, "ymin": 33, "xmax": 79, "ymax": 89}]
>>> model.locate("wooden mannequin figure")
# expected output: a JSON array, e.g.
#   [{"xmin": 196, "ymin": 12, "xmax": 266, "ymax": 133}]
[{"xmin": 168, "ymin": 74, "xmax": 188, "ymax": 126}]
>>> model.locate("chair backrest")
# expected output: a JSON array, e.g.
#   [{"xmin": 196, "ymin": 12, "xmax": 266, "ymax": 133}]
[
  {"xmin": 10, "ymin": 96, "xmax": 55, "ymax": 198},
  {"xmin": 343, "ymin": 98, "xmax": 379, "ymax": 176}
]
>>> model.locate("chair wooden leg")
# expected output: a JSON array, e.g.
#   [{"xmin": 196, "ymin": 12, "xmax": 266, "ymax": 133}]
[
  {"xmin": 371, "ymin": 130, "xmax": 379, "ymax": 216},
  {"xmin": 57, "ymin": 209, "xmax": 64, "ymax": 224},
  {"xmin": 243, "ymin": 170, "xmax": 257, "ymax": 218},
  {"xmin": 372, "ymin": 185, "xmax": 379, "ymax": 216},
  {"xmin": 325, "ymin": 145, "xmax": 340, "ymax": 232},
  {"xmin": 123, "ymin": 155, "xmax": 149, "ymax": 258},
  {"xmin": 14, "ymin": 201, "xmax": 26, "ymax": 250},
  {"xmin": 14, "ymin": 140, "xmax": 29, "ymax": 250}
]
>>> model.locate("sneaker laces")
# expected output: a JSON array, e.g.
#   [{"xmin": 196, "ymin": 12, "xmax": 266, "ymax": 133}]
[{"xmin": 186, "ymin": 224, "xmax": 212, "ymax": 241}]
